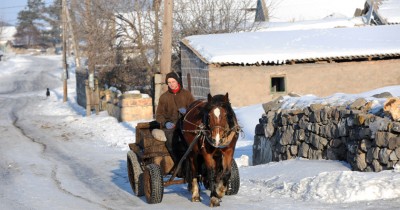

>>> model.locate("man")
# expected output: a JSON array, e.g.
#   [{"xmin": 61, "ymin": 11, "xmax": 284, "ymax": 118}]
[{"xmin": 156, "ymin": 72, "xmax": 195, "ymax": 163}]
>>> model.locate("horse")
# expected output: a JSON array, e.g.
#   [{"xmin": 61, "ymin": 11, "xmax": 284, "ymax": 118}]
[{"xmin": 181, "ymin": 93, "xmax": 241, "ymax": 207}]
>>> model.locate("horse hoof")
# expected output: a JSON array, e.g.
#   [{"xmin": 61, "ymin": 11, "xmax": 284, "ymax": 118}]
[
  {"xmin": 209, "ymin": 197, "xmax": 220, "ymax": 207},
  {"xmin": 192, "ymin": 197, "xmax": 201, "ymax": 202}
]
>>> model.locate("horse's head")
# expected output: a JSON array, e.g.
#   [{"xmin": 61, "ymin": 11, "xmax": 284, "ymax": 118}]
[{"xmin": 204, "ymin": 93, "xmax": 238, "ymax": 148}]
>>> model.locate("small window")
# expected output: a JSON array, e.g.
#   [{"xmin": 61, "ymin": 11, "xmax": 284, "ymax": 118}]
[{"xmin": 271, "ymin": 77, "xmax": 285, "ymax": 93}]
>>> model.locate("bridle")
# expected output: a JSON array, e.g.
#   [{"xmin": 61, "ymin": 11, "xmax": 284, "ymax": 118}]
[{"xmin": 182, "ymin": 101, "xmax": 241, "ymax": 148}]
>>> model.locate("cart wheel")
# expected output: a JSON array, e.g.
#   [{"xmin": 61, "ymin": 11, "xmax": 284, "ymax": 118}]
[
  {"xmin": 226, "ymin": 159, "xmax": 240, "ymax": 195},
  {"xmin": 143, "ymin": 163, "xmax": 164, "ymax": 204},
  {"xmin": 127, "ymin": 150, "xmax": 144, "ymax": 196}
]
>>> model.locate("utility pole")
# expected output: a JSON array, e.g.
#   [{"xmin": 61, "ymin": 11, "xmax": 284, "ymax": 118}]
[
  {"xmin": 85, "ymin": 0, "xmax": 95, "ymax": 89},
  {"xmin": 65, "ymin": 1, "xmax": 81, "ymax": 68},
  {"xmin": 160, "ymin": 0, "xmax": 173, "ymax": 80},
  {"xmin": 62, "ymin": 0, "xmax": 68, "ymax": 102},
  {"xmin": 155, "ymin": 0, "xmax": 173, "ymax": 109}
]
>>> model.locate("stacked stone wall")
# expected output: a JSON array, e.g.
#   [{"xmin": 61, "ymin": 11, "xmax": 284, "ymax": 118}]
[
  {"xmin": 106, "ymin": 92, "xmax": 153, "ymax": 122},
  {"xmin": 254, "ymin": 98, "xmax": 400, "ymax": 172}
]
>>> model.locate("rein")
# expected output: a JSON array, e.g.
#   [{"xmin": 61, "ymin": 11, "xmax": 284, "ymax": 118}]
[
  {"xmin": 181, "ymin": 100, "xmax": 242, "ymax": 148},
  {"xmin": 181, "ymin": 100, "xmax": 206, "ymax": 134}
]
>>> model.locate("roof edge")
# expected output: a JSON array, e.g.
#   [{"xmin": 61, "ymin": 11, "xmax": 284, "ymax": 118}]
[{"xmin": 181, "ymin": 39, "xmax": 209, "ymax": 64}]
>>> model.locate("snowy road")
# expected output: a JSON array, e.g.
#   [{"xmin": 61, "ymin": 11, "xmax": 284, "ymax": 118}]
[
  {"xmin": 1, "ymin": 55, "xmax": 400, "ymax": 210},
  {"xmin": 0, "ymin": 55, "xmax": 136, "ymax": 209}
]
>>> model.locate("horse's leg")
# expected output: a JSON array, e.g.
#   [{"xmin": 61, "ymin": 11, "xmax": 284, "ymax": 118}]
[
  {"xmin": 202, "ymin": 152, "xmax": 221, "ymax": 207},
  {"xmin": 189, "ymin": 155, "xmax": 201, "ymax": 202},
  {"xmin": 213, "ymin": 148, "xmax": 235, "ymax": 203}
]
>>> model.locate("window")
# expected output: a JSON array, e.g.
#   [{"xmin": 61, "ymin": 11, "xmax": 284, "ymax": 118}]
[{"xmin": 271, "ymin": 76, "xmax": 286, "ymax": 93}]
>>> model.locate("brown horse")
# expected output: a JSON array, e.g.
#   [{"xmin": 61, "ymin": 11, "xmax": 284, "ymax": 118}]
[{"xmin": 181, "ymin": 93, "xmax": 241, "ymax": 207}]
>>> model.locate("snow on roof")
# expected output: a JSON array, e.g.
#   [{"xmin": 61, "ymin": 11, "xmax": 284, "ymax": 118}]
[
  {"xmin": 265, "ymin": 0, "xmax": 366, "ymax": 22},
  {"xmin": 183, "ymin": 24, "xmax": 400, "ymax": 65},
  {"xmin": 375, "ymin": 0, "xmax": 400, "ymax": 24},
  {"xmin": 257, "ymin": 17, "xmax": 365, "ymax": 32}
]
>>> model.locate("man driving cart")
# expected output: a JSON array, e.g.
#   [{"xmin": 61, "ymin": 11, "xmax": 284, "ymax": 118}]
[{"xmin": 154, "ymin": 71, "xmax": 195, "ymax": 165}]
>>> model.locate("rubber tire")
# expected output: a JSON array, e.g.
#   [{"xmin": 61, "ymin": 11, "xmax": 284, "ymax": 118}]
[
  {"xmin": 226, "ymin": 159, "xmax": 240, "ymax": 195},
  {"xmin": 127, "ymin": 150, "xmax": 144, "ymax": 196},
  {"xmin": 143, "ymin": 163, "xmax": 164, "ymax": 204}
]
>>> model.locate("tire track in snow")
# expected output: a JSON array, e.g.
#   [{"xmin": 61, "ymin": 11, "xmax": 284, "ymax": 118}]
[
  {"xmin": 51, "ymin": 166, "xmax": 113, "ymax": 210},
  {"xmin": 10, "ymin": 111, "xmax": 113, "ymax": 210}
]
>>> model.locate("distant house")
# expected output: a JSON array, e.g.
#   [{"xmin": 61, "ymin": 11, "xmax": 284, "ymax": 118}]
[{"xmin": 180, "ymin": 24, "xmax": 400, "ymax": 107}]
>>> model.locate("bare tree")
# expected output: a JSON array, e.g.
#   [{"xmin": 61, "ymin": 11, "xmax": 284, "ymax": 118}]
[
  {"xmin": 114, "ymin": 0, "xmax": 258, "ymax": 87},
  {"xmin": 65, "ymin": 0, "xmax": 259, "ymax": 94},
  {"xmin": 172, "ymin": 0, "xmax": 258, "ymax": 68},
  {"xmin": 67, "ymin": 0, "xmax": 120, "ymax": 86}
]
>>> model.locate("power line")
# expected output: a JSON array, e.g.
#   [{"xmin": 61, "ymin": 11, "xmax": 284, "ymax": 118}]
[
  {"xmin": 0, "ymin": 5, "xmax": 26, "ymax": 10},
  {"xmin": 0, "ymin": 1, "xmax": 54, "ymax": 10}
]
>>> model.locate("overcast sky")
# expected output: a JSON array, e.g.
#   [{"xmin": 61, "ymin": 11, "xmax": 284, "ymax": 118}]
[{"xmin": 0, "ymin": 0, "xmax": 54, "ymax": 26}]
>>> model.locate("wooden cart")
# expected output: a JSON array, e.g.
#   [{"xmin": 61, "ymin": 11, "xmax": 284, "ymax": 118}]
[{"xmin": 127, "ymin": 122, "xmax": 240, "ymax": 204}]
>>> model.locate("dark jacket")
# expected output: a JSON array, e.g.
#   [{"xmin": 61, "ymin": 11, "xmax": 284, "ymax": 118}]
[
  {"xmin": 156, "ymin": 72, "xmax": 195, "ymax": 127},
  {"xmin": 156, "ymin": 88, "xmax": 194, "ymax": 127}
]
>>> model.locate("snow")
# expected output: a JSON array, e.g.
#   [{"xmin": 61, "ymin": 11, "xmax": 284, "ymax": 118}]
[
  {"xmin": 278, "ymin": 86, "xmax": 400, "ymax": 112},
  {"xmin": 375, "ymin": 0, "xmax": 400, "ymax": 24},
  {"xmin": 1, "ymin": 1, "xmax": 400, "ymax": 207},
  {"xmin": 185, "ymin": 24, "xmax": 400, "ymax": 64},
  {"xmin": 1, "ymin": 53, "xmax": 400, "ymax": 210},
  {"xmin": 258, "ymin": 17, "xmax": 365, "ymax": 31}
]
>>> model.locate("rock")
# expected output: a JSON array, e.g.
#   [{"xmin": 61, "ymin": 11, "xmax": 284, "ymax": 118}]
[
  {"xmin": 378, "ymin": 148, "xmax": 390, "ymax": 164},
  {"xmin": 299, "ymin": 143, "xmax": 309, "ymax": 158},
  {"xmin": 374, "ymin": 131, "xmax": 390, "ymax": 147},
  {"xmin": 265, "ymin": 122, "xmax": 275, "ymax": 137},
  {"xmin": 350, "ymin": 98, "xmax": 367, "ymax": 110},
  {"xmin": 255, "ymin": 124, "xmax": 265, "ymax": 135},
  {"xmin": 288, "ymin": 92, "xmax": 301, "ymax": 97},
  {"xmin": 388, "ymin": 136, "xmax": 400, "ymax": 150},
  {"xmin": 356, "ymin": 153, "xmax": 367, "ymax": 171},
  {"xmin": 391, "ymin": 122, "xmax": 400, "ymax": 133},
  {"xmin": 372, "ymin": 92, "xmax": 393, "ymax": 98},
  {"xmin": 262, "ymin": 98, "xmax": 283, "ymax": 113},
  {"xmin": 383, "ymin": 98, "xmax": 400, "ymax": 121}
]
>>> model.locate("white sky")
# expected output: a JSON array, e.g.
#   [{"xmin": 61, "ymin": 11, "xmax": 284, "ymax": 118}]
[
  {"xmin": 0, "ymin": 0, "xmax": 54, "ymax": 25},
  {"xmin": 265, "ymin": 0, "xmax": 366, "ymax": 22}
]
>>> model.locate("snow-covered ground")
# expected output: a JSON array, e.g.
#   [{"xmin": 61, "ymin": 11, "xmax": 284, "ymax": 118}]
[{"xmin": 1, "ymin": 54, "xmax": 400, "ymax": 210}]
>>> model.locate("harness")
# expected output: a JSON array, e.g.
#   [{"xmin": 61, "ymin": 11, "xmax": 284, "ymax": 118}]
[{"xmin": 181, "ymin": 100, "xmax": 241, "ymax": 149}]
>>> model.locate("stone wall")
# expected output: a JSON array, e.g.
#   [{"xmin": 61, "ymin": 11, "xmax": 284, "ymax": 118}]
[
  {"xmin": 106, "ymin": 91, "xmax": 153, "ymax": 122},
  {"xmin": 253, "ymin": 97, "xmax": 400, "ymax": 172}
]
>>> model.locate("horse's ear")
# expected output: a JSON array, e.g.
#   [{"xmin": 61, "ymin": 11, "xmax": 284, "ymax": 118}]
[
  {"xmin": 224, "ymin": 92, "xmax": 229, "ymax": 102},
  {"xmin": 207, "ymin": 93, "xmax": 212, "ymax": 102}
]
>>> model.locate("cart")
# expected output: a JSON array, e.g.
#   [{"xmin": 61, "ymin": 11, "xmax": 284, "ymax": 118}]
[{"xmin": 127, "ymin": 122, "xmax": 240, "ymax": 204}]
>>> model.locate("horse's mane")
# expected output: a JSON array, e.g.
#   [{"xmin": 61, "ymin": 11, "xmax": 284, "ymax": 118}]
[{"xmin": 203, "ymin": 94, "xmax": 237, "ymax": 129}]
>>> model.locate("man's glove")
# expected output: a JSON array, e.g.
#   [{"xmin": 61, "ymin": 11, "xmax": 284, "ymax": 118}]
[
  {"xmin": 178, "ymin": 107, "xmax": 187, "ymax": 115},
  {"xmin": 165, "ymin": 121, "xmax": 175, "ymax": 129}
]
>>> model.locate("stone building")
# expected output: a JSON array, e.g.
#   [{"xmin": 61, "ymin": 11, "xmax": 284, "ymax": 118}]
[{"xmin": 180, "ymin": 24, "xmax": 400, "ymax": 108}]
